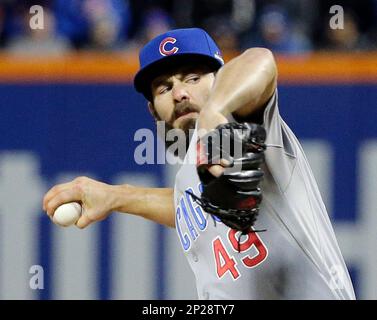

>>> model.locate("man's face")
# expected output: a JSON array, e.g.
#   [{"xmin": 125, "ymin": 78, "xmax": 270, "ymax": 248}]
[{"xmin": 150, "ymin": 64, "xmax": 216, "ymax": 135}]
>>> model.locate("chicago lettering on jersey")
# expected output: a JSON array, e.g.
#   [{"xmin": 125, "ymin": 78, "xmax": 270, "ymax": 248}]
[
  {"xmin": 176, "ymin": 183, "xmax": 208, "ymax": 251},
  {"xmin": 175, "ymin": 183, "xmax": 269, "ymax": 279}
]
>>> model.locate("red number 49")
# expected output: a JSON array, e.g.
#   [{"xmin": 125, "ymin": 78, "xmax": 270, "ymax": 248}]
[{"xmin": 212, "ymin": 229, "xmax": 268, "ymax": 280}]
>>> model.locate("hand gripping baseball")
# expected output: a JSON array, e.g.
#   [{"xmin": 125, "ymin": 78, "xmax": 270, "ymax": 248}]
[{"xmin": 188, "ymin": 122, "xmax": 267, "ymax": 234}]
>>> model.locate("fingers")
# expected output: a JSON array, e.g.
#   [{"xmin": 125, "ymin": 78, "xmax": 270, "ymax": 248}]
[
  {"xmin": 220, "ymin": 158, "xmax": 232, "ymax": 167},
  {"xmin": 75, "ymin": 213, "xmax": 93, "ymax": 229},
  {"xmin": 43, "ymin": 182, "xmax": 66, "ymax": 210},
  {"xmin": 42, "ymin": 176, "xmax": 111, "ymax": 230},
  {"xmin": 43, "ymin": 180, "xmax": 82, "ymax": 217},
  {"xmin": 208, "ymin": 164, "xmax": 225, "ymax": 177},
  {"xmin": 206, "ymin": 158, "xmax": 233, "ymax": 177},
  {"xmin": 45, "ymin": 189, "xmax": 82, "ymax": 217}
]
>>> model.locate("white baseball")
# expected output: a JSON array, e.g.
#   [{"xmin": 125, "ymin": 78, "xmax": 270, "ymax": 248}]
[{"xmin": 53, "ymin": 202, "xmax": 82, "ymax": 227}]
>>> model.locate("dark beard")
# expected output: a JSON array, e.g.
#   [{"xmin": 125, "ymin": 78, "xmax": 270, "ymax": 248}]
[
  {"xmin": 166, "ymin": 101, "xmax": 200, "ymax": 158},
  {"xmin": 163, "ymin": 118, "xmax": 196, "ymax": 158},
  {"xmin": 180, "ymin": 117, "xmax": 196, "ymax": 141},
  {"xmin": 153, "ymin": 101, "xmax": 200, "ymax": 159}
]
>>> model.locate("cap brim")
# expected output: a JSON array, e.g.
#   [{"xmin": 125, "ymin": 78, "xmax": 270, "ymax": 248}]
[{"xmin": 134, "ymin": 53, "xmax": 223, "ymax": 100}]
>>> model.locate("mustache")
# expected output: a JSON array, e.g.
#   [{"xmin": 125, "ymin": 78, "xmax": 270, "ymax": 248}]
[{"xmin": 171, "ymin": 101, "xmax": 200, "ymax": 123}]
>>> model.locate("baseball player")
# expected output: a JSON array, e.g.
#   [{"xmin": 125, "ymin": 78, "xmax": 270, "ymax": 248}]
[{"xmin": 43, "ymin": 28, "xmax": 356, "ymax": 300}]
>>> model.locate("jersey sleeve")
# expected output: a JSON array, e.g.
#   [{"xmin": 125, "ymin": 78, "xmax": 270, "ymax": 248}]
[
  {"xmin": 262, "ymin": 89, "xmax": 296, "ymax": 158},
  {"xmin": 258, "ymin": 89, "xmax": 300, "ymax": 191},
  {"xmin": 228, "ymin": 89, "xmax": 296, "ymax": 157},
  {"xmin": 226, "ymin": 89, "xmax": 298, "ymax": 190}
]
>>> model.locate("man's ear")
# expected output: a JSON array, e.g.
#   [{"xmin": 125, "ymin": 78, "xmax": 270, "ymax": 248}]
[{"xmin": 148, "ymin": 102, "xmax": 161, "ymax": 121}]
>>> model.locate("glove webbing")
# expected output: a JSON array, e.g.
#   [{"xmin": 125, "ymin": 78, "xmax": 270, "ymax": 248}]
[{"xmin": 186, "ymin": 190, "xmax": 266, "ymax": 252}]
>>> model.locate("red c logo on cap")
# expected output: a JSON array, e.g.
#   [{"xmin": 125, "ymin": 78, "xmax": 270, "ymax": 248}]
[{"xmin": 159, "ymin": 37, "xmax": 179, "ymax": 56}]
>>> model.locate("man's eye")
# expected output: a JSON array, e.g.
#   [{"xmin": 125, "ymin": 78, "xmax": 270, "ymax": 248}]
[
  {"xmin": 158, "ymin": 87, "xmax": 169, "ymax": 94},
  {"xmin": 186, "ymin": 76, "xmax": 200, "ymax": 83}
]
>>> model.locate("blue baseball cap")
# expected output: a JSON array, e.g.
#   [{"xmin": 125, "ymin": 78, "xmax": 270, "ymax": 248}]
[{"xmin": 134, "ymin": 28, "xmax": 224, "ymax": 100}]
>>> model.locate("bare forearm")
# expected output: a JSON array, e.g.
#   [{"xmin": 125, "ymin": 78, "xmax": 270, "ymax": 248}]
[
  {"xmin": 113, "ymin": 185, "xmax": 175, "ymax": 228},
  {"xmin": 206, "ymin": 48, "xmax": 277, "ymax": 117}
]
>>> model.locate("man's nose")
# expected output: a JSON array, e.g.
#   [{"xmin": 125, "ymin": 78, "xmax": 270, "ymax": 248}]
[{"xmin": 172, "ymin": 83, "xmax": 190, "ymax": 103}]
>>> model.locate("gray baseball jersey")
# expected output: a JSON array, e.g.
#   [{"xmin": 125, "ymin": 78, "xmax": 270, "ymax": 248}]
[{"xmin": 173, "ymin": 90, "xmax": 356, "ymax": 300}]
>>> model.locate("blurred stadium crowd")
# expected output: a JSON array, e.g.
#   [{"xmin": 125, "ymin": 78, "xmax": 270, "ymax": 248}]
[{"xmin": 0, "ymin": 0, "xmax": 376, "ymax": 55}]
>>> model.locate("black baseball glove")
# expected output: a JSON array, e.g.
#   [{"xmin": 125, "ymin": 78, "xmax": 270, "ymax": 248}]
[{"xmin": 187, "ymin": 122, "xmax": 266, "ymax": 234}]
